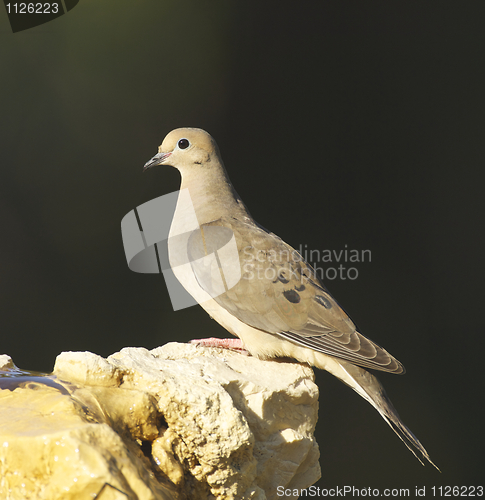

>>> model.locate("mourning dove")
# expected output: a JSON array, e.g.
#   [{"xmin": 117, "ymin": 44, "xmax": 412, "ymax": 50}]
[{"xmin": 143, "ymin": 127, "xmax": 438, "ymax": 469}]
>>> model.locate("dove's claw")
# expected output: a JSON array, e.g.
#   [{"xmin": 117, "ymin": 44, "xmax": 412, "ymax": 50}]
[{"xmin": 189, "ymin": 337, "xmax": 249, "ymax": 355}]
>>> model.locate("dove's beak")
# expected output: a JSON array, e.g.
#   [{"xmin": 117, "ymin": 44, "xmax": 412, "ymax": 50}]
[{"xmin": 143, "ymin": 151, "xmax": 172, "ymax": 172}]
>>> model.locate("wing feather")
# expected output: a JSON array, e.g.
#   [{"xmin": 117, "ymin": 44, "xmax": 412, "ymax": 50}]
[{"xmin": 189, "ymin": 217, "xmax": 405, "ymax": 374}]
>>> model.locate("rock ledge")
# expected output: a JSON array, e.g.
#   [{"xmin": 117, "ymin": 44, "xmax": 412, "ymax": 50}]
[{"xmin": 0, "ymin": 343, "xmax": 320, "ymax": 499}]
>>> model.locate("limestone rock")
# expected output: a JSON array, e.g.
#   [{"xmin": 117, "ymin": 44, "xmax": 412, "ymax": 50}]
[
  {"xmin": 0, "ymin": 354, "xmax": 16, "ymax": 371},
  {"xmin": 0, "ymin": 343, "xmax": 320, "ymax": 499},
  {"xmin": 0, "ymin": 374, "xmax": 175, "ymax": 499}
]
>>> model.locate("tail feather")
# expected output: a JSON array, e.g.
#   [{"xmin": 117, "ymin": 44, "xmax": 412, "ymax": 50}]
[{"xmin": 326, "ymin": 359, "xmax": 440, "ymax": 471}]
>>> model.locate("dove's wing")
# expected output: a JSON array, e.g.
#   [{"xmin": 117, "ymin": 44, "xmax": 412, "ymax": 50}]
[{"xmin": 187, "ymin": 217, "xmax": 404, "ymax": 374}]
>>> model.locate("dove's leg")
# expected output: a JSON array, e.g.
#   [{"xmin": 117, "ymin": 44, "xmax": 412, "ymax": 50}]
[{"xmin": 189, "ymin": 337, "xmax": 249, "ymax": 354}]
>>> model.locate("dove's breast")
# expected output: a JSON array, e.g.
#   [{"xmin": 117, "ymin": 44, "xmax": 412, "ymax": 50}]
[{"xmin": 166, "ymin": 188, "xmax": 338, "ymax": 368}]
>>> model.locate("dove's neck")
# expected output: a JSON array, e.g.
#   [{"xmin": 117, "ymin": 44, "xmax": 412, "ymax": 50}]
[{"xmin": 176, "ymin": 160, "xmax": 251, "ymax": 226}]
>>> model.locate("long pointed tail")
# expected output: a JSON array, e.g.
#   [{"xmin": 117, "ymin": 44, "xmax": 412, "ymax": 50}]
[{"xmin": 324, "ymin": 358, "xmax": 440, "ymax": 470}]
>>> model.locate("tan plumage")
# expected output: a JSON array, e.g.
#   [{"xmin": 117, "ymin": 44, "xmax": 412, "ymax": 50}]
[{"xmin": 143, "ymin": 127, "xmax": 438, "ymax": 469}]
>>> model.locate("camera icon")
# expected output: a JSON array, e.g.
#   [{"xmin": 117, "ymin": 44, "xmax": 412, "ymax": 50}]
[{"xmin": 121, "ymin": 189, "xmax": 241, "ymax": 311}]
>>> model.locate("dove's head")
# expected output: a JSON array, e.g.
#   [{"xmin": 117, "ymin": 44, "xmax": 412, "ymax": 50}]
[
  {"xmin": 143, "ymin": 127, "xmax": 250, "ymax": 225},
  {"xmin": 143, "ymin": 128, "xmax": 220, "ymax": 173}
]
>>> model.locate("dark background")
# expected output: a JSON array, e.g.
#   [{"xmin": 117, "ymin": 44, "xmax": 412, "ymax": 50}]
[{"xmin": 1, "ymin": 0, "xmax": 484, "ymax": 493}]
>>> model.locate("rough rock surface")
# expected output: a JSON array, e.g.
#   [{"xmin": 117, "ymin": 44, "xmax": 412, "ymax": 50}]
[{"xmin": 0, "ymin": 343, "xmax": 320, "ymax": 499}]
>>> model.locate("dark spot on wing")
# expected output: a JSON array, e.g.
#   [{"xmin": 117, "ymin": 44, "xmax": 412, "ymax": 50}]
[
  {"xmin": 276, "ymin": 271, "xmax": 290, "ymax": 284},
  {"xmin": 283, "ymin": 289, "xmax": 301, "ymax": 304},
  {"xmin": 295, "ymin": 284, "xmax": 306, "ymax": 292},
  {"xmin": 315, "ymin": 295, "xmax": 332, "ymax": 309}
]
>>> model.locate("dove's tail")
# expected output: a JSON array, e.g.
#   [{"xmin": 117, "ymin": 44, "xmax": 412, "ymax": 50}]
[{"xmin": 322, "ymin": 357, "xmax": 440, "ymax": 471}]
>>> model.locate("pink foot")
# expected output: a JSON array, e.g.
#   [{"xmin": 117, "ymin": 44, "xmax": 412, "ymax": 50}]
[{"xmin": 189, "ymin": 337, "xmax": 249, "ymax": 355}]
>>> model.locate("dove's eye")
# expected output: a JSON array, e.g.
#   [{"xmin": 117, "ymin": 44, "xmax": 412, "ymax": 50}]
[{"xmin": 178, "ymin": 139, "xmax": 190, "ymax": 150}]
